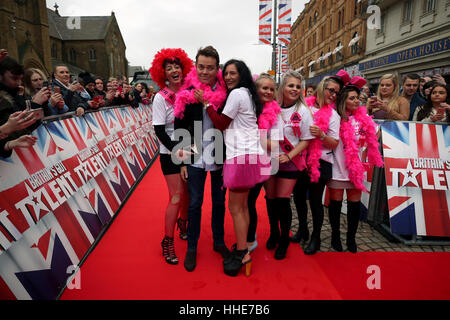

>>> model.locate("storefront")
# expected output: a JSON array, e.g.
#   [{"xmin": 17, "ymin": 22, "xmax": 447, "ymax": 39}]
[{"xmin": 359, "ymin": 36, "xmax": 450, "ymax": 85}]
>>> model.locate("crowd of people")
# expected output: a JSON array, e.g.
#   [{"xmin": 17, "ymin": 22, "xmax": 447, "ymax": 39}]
[
  {"xmin": 149, "ymin": 44, "xmax": 449, "ymax": 278},
  {"xmin": 0, "ymin": 48, "xmax": 155, "ymax": 158},
  {"xmin": 2, "ymin": 44, "xmax": 448, "ymax": 278}
]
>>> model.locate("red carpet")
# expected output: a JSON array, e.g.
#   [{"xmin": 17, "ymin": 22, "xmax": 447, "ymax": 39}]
[{"xmin": 61, "ymin": 160, "xmax": 450, "ymax": 300}]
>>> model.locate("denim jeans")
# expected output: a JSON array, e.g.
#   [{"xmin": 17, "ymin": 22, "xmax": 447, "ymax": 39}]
[{"xmin": 186, "ymin": 165, "xmax": 226, "ymax": 252}]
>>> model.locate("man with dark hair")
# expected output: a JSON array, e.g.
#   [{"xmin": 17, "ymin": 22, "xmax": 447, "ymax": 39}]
[
  {"xmin": 0, "ymin": 56, "xmax": 48, "ymax": 157},
  {"xmin": 174, "ymin": 45, "xmax": 229, "ymax": 272},
  {"xmin": 402, "ymin": 73, "xmax": 425, "ymax": 121}
]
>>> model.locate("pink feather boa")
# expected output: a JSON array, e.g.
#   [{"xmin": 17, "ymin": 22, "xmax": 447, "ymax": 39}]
[
  {"xmin": 258, "ymin": 100, "xmax": 281, "ymax": 130},
  {"xmin": 173, "ymin": 68, "xmax": 227, "ymax": 119},
  {"xmin": 340, "ymin": 106, "xmax": 384, "ymax": 192},
  {"xmin": 305, "ymin": 96, "xmax": 334, "ymax": 183}
]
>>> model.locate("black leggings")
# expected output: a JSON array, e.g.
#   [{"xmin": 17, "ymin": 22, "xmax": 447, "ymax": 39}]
[{"xmin": 247, "ymin": 182, "xmax": 264, "ymax": 242}]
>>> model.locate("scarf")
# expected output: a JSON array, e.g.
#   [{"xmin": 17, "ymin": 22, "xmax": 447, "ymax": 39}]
[
  {"xmin": 305, "ymin": 96, "xmax": 334, "ymax": 183},
  {"xmin": 258, "ymin": 100, "xmax": 281, "ymax": 130},
  {"xmin": 340, "ymin": 106, "xmax": 384, "ymax": 192},
  {"xmin": 173, "ymin": 68, "xmax": 227, "ymax": 119}
]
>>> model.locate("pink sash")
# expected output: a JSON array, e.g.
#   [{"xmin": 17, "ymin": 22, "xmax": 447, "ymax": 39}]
[
  {"xmin": 279, "ymin": 136, "xmax": 307, "ymax": 171},
  {"xmin": 159, "ymin": 87, "xmax": 176, "ymax": 106}
]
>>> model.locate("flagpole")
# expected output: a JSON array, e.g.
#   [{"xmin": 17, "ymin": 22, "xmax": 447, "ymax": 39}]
[{"xmin": 271, "ymin": 0, "xmax": 278, "ymax": 80}]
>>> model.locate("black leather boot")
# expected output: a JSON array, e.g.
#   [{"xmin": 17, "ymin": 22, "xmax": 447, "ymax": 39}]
[
  {"xmin": 275, "ymin": 197, "xmax": 292, "ymax": 260},
  {"xmin": 328, "ymin": 200, "xmax": 343, "ymax": 252},
  {"xmin": 304, "ymin": 236, "xmax": 321, "ymax": 255},
  {"xmin": 346, "ymin": 201, "xmax": 361, "ymax": 253},
  {"xmin": 265, "ymin": 197, "xmax": 280, "ymax": 250}
]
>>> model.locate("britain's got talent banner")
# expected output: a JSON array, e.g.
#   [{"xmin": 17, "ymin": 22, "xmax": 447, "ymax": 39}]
[
  {"xmin": 381, "ymin": 121, "xmax": 450, "ymax": 237},
  {"xmin": 0, "ymin": 104, "xmax": 159, "ymax": 300}
]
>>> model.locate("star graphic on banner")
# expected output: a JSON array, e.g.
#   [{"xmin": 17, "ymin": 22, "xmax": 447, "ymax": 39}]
[
  {"xmin": 399, "ymin": 160, "xmax": 420, "ymax": 187},
  {"xmin": 24, "ymin": 184, "xmax": 50, "ymax": 221}
]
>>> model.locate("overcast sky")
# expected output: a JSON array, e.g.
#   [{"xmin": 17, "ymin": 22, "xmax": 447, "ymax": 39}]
[{"xmin": 45, "ymin": 0, "xmax": 307, "ymax": 75}]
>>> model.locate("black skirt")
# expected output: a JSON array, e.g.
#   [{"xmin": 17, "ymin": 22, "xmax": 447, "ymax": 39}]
[{"xmin": 160, "ymin": 153, "xmax": 181, "ymax": 176}]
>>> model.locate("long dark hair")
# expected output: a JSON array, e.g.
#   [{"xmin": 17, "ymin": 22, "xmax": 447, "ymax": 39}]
[
  {"xmin": 223, "ymin": 59, "xmax": 263, "ymax": 120},
  {"xmin": 416, "ymin": 84, "xmax": 450, "ymax": 123},
  {"xmin": 336, "ymin": 86, "xmax": 361, "ymax": 121}
]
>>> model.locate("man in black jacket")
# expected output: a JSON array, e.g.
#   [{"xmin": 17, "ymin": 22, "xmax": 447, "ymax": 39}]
[
  {"xmin": 174, "ymin": 46, "xmax": 229, "ymax": 272},
  {"xmin": 0, "ymin": 56, "xmax": 46, "ymax": 157},
  {"xmin": 52, "ymin": 64, "xmax": 88, "ymax": 116}
]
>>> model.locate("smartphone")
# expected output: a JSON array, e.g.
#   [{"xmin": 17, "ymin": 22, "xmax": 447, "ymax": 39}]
[
  {"xmin": 42, "ymin": 81, "xmax": 49, "ymax": 89},
  {"xmin": 27, "ymin": 108, "xmax": 45, "ymax": 120},
  {"xmin": 54, "ymin": 86, "xmax": 61, "ymax": 94},
  {"xmin": 437, "ymin": 107, "xmax": 446, "ymax": 115}
]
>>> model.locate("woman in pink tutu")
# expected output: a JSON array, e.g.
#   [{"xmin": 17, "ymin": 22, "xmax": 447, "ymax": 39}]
[{"xmin": 205, "ymin": 59, "xmax": 269, "ymax": 276}]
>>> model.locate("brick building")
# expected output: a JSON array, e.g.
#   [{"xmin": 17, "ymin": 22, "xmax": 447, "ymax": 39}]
[
  {"xmin": 288, "ymin": 0, "xmax": 367, "ymax": 85},
  {"xmin": 0, "ymin": 0, "xmax": 127, "ymax": 80}
]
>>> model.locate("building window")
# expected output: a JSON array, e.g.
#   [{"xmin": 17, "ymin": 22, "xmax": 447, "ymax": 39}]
[
  {"xmin": 89, "ymin": 49, "xmax": 96, "ymax": 61},
  {"xmin": 321, "ymin": 25, "xmax": 325, "ymax": 41},
  {"xmin": 309, "ymin": 16, "xmax": 312, "ymax": 28},
  {"xmin": 403, "ymin": 0, "xmax": 413, "ymax": 22},
  {"xmin": 51, "ymin": 43, "xmax": 57, "ymax": 59},
  {"xmin": 424, "ymin": 0, "xmax": 436, "ymax": 13},
  {"xmin": 322, "ymin": 1, "xmax": 327, "ymax": 14},
  {"xmin": 336, "ymin": 41, "xmax": 343, "ymax": 62},
  {"xmin": 354, "ymin": 0, "xmax": 359, "ymax": 16},
  {"xmin": 341, "ymin": 8, "xmax": 345, "ymax": 26},
  {"xmin": 377, "ymin": 13, "xmax": 385, "ymax": 35},
  {"xmin": 314, "ymin": 11, "xmax": 318, "ymax": 24},
  {"xmin": 338, "ymin": 11, "xmax": 341, "ymax": 28},
  {"xmin": 351, "ymin": 32, "xmax": 359, "ymax": 55},
  {"xmin": 69, "ymin": 48, "xmax": 76, "ymax": 63},
  {"xmin": 319, "ymin": 52, "xmax": 325, "ymax": 68}
]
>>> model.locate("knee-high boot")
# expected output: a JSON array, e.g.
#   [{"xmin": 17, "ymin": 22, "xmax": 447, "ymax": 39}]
[
  {"xmin": 274, "ymin": 197, "xmax": 292, "ymax": 260},
  {"xmin": 265, "ymin": 197, "xmax": 280, "ymax": 250},
  {"xmin": 328, "ymin": 200, "xmax": 343, "ymax": 252},
  {"xmin": 291, "ymin": 182, "xmax": 309, "ymax": 243},
  {"xmin": 346, "ymin": 201, "xmax": 361, "ymax": 253}
]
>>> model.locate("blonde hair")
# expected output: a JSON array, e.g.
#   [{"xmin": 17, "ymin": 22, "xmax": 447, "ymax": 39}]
[
  {"xmin": 255, "ymin": 73, "xmax": 277, "ymax": 101},
  {"xmin": 315, "ymin": 76, "xmax": 341, "ymax": 108},
  {"xmin": 377, "ymin": 73, "xmax": 401, "ymax": 113},
  {"xmin": 23, "ymin": 68, "xmax": 48, "ymax": 96},
  {"xmin": 277, "ymin": 70, "xmax": 306, "ymax": 111}
]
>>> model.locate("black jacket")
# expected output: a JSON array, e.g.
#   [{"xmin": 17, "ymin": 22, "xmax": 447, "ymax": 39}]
[
  {"xmin": 52, "ymin": 79, "xmax": 89, "ymax": 112},
  {"xmin": 174, "ymin": 88, "xmax": 226, "ymax": 166}
]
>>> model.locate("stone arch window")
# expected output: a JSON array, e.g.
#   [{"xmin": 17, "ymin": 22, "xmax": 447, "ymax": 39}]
[
  {"xmin": 336, "ymin": 41, "xmax": 343, "ymax": 62},
  {"xmin": 314, "ymin": 11, "xmax": 318, "ymax": 24}
]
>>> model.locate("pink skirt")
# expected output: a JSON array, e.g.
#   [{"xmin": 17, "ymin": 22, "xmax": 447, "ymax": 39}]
[{"xmin": 223, "ymin": 154, "xmax": 271, "ymax": 190}]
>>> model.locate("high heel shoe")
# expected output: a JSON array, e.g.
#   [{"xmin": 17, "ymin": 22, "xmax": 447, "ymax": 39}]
[
  {"xmin": 223, "ymin": 245, "xmax": 252, "ymax": 277},
  {"xmin": 161, "ymin": 236, "xmax": 178, "ymax": 265},
  {"xmin": 176, "ymin": 218, "xmax": 188, "ymax": 240}
]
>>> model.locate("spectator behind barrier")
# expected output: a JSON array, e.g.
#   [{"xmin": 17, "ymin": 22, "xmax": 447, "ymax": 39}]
[
  {"xmin": 419, "ymin": 76, "xmax": 432, "ymax": 99},
  {"xmin": 78, "ymin": 72, "xmax": 102, "ymax": 110},
  {"xmin": 95, "ymin": 77, "xmax": 106, "ymax": 98},
  {"xmin": 0, "ymin": 55, "xmax": 40, "ymax": 157},
  {"xmin": 412, "ymin": 83, "xmax": 450, "ymax": 124},
  {"xmin": 52, "ymin": 64, "xmax": 87, "ymax": 116},
  {"xmin": 401, "ymin": 73, "xmax": 426, "ymax": 121},
  {"xmin": 23, "ymin": 68, "xmax": 68, "ymax": 116},
  {"xmin": 366, "ymin": 73, "xmax": 409, "ymax": 121},
  {"xmin": 305, "ymin": 84, "xmax": 316, "ymax": 97},
  {"xmin": 422, "ymin": 81, "xmax": 438, "ymax": 100}
]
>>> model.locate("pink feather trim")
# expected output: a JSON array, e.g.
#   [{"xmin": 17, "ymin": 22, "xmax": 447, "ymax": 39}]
[
  {"xmin": 305, "ymin": 96, "xmax": 334, "ymax": 183},
  {"xmin": 340, "ymin": 106, "xmax": 384, "ymax": 192},
  {"xmin": 258, "ymin": 100, "xmax": 281, "ymax": 130},
  {"xmin": 173, "ymin": 68, "xmax": 227, "ymax": 119}
]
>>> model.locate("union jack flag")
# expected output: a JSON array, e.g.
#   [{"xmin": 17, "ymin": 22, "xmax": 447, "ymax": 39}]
[
  {"xmin": 381, "ymin": 121, "xmax": 450, "ymax": 237},
  {"xmin": 278, "ymin": 0, "xmax": 292, "ymax": 46},
  {"xmin": 259, "ymin": 0, "xmax": 273, "ymax": 45}
]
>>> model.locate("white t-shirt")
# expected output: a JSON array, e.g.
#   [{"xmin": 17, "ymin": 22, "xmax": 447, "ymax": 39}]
[
  {"xmin": 310, "ymin": 106, "xmax": 340, "ymax": 163},
  {"xmin": 278, "ymin": 103, "xmax": 315, "ymax": 171},
  {"xmin": 332, "ymin": 117, "xmax": 364, "ymax": 181},
  {"xmin": 152, "ymin": 92, "xmax": 175, "ymax": 155},
  {"xmin": 222, "ymin": 87, "xmax": 264, "ymax": 160}
]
